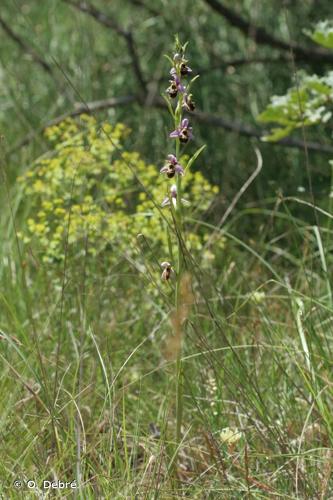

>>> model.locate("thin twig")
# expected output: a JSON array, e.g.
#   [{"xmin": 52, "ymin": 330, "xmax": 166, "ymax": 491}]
[
  {"xmin": 218, "ymin": 147, "xmax": 263, "ymax": 229},
  {"xmin": 204, "ymin": 147, "xmax": 263, "ymax": 249}
]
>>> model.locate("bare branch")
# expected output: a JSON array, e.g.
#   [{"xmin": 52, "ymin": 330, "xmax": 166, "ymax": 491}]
[
  {"xmin": 64, "ymin": 0, "xmax": 127, "ymax": 35},
  {"xmin": 125, "ymin": 31, "xmax": 146, "ymax": 92},
  {"xmin": 198, "ymin": 55, "xmax": 290, "ymax": 74},
  {"xmin": 6, "ymin": 95, "xmax": 137, "ymax": 156},
  {"xmin": 0, "ymin": 15, "xmax": 53, "ymax": 74},
  {"xmin": 203, "ymin": 0, "xmax": 333, "ymax": 64},
  {"xmin": 63, "ymin": 0, "xmax": 146, "ymax": 92},
  {"xmin": 188, "ymin": 106, "xmax": 333, "ymax": 153},
  {"xmin": 155, "ymin": 55, "xmax": 290, "ymax": 85},
  {"xmin": 47, "ymin": 95, "xmax": 138, "ymax": 130},
  {"xmin": 6, "ymin": 94, "xmax": 333, "ymax": 158}
]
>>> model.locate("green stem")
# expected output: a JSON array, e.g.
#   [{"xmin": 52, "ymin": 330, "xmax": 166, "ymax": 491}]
[
  {"xmin": 174, "ymin": 91, "xmax": 183, "ymax": 459},
  {"xmin": 327, "ymin": 161, "xmax": 333, "ymax": 234}
]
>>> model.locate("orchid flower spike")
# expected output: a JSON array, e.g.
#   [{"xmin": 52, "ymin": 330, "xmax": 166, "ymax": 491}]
[
  {"xmin": 169, "ymin": 118, "xmax": 193, "ymax": 143},
  {"xmin": 160, "ymin": 154, "xmax": 184, "ymax": 178}
]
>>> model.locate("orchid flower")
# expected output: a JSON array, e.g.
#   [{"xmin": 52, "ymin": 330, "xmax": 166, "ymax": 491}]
[
  {"xmin": 170, "ymin": 56, "xmax": 192, "ymax": 77},
  {"xmin": 166, "ymin": 75, "xmax": 185, "ymax": 98},
  {"xmin": 169, "ymin": 118, "xmax": 193, "ymax": 143},
  {"xmin": 160, "ymin": 154, "xmax": 184, "ymax": 178}
]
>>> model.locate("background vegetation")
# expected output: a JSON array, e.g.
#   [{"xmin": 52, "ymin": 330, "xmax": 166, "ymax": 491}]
[{"xmin": 1, "ymin": 0, "xmax": 333, "ymax": 497}]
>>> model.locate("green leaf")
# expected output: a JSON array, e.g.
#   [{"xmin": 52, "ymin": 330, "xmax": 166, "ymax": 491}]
[
  {"xmin": 164, "ymin": 54, "xmax": 174, "ymax": 66},
  {"xmin": 187, "ymin": 74, "xmax": 200, "ymax": 92},
  {"xmin": 305, "ymin": 21, "xmax": 333, "ymax": 49},
  {"xmin": 162, "ymin": 95, "xmax": 175, "ymax": 119},
  {"xmin": 186, "ymin": 145, "xmax": 206, "ymax": 171},
  {"xmin": 182, "ymin": 41, "xmax": 189, "ymax": 52},
  {"xmin": 258, "ymin": 70, "xmax": 333, "ymax": 141},
  {"xmin": 261, "ymin": 126, "xmax": 294, "ymax": 142}
]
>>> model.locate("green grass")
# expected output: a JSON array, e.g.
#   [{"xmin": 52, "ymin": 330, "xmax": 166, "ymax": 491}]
[{"xmin": 1, "ymin": 168, "xmax": 333, "ymax": 498}]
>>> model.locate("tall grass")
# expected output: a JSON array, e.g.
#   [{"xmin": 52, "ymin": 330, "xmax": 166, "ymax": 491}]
[{"xmin": 1, "ymin": 148, "xmax": 333, "ymax": 497}]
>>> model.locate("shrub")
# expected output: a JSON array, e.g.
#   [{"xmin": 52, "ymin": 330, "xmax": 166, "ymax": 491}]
[{"xmin": 18, "ymin": 115, "xmax": 219, "ymax": 266}]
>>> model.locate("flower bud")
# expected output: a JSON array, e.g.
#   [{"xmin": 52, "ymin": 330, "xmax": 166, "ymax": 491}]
[
  {"xmin": 182, "ymin": 93, "xmax": 196, "ymax": 112},
  {"xmin": 161, "ymin": 261, "xmax": 174, "ymax": 281}
]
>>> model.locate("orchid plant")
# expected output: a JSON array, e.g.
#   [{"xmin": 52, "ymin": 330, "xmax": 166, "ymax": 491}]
[{"xmin": 160, "ymin": 36, "xmax": 206, "ymax": 472}]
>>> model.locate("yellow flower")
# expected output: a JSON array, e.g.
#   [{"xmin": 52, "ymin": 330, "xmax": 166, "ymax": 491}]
[
  {"xmin": 220, "ymin": 427, "xmax": 243, "ymax": 445},
  {"xmin": 250, "ymin": 291, "xmax": 266, "ymax": 304},
  {"xmin": 18, "ymin": 115, "xmax": 219, "ymax": 265},
  {"xmin": 33, "ymin": 180, "xmax": 45, "ymax": 193},
  {"xmin": 54, "ymin": 207, "xmax": 66, "ymax": 216},
  {"xmin": 35, "ymin": 223, "xmax": 47, "ymax": 234}
]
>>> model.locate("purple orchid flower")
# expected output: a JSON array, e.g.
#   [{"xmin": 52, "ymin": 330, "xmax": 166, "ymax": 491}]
[
  {"xmin": 161, "ymin": 184, "xmax": 190, "ymax": 208},
  {"xmin": 160, "ymin": 154, "xmax": 184, "ymax": 178},
  {"xmin": 166, "ymin": 74, "xmax": 185, "ymax": 98},
  {"xmin": 180, "ymin": 62, "xmax": 192, "ymax": 76},
  {"xmin": 169, "ymin": 118, "xmax": 193, "ymax": 143}
]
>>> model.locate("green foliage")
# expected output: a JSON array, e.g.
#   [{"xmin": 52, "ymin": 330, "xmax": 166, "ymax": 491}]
[
  {"xmin": 18, "ymin": 115, "xmax": 219, "ymax": 264},
  {"xmin": 258, "ymin": 20, "xmax": 333, "ymax": 142},
  {"xmin": 306, "ymin": 20, "xmax": 333, "ymax": 49},
  {"xmin": 258, "ymin": 72, "xmax": 333, "ymax": 141}
]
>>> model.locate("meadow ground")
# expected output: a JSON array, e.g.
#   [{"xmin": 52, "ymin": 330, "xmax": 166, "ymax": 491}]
[{"xmin": 1, "ymin": 152, "xmax": 333, "ymax": 497}]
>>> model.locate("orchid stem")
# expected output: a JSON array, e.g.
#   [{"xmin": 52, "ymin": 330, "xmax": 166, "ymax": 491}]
[
  {"xmin": 166, "ymin": 40, "xmax": 194, "ymax": 478},
  {"xmin": 174, "ymin": 94, "xmax": 183, "ymax": 469}
]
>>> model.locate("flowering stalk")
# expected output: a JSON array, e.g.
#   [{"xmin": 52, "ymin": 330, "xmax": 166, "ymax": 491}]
[
  {"xmin": 174, "ymin": 63, "xmax": 184, "ymax": 454},
  {"xmin": 161, "ymin": 36, "xmax": 197, "ymax": 470}
]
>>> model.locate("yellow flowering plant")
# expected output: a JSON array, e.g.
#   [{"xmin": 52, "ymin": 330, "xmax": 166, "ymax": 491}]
[{"xmin": 18, "ymin": 114, "xmax": 219, "ymax": 266}]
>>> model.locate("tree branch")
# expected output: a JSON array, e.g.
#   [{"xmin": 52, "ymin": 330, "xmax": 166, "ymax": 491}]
[
  {"xmin": 6, "ymin": 94, "xmax": 333, "ymax": 158},
  {"xmin": 6, "ymin": 95, "xmax": 138, "ymax": 156},
  {"xmin": 203, "ymin": 0, "xmax": 333, "ymax": 64},
  {"xmin": 0, "ymin": 15, "xmax": 53, "ymax": 74},
  {"xmin": 189, "ymin": 106, "xmax": 333, "ymax": 153},
  {"xmin": 63, "ymin": 0, "xmax": 146, "ymax": 92},
  {"xmin": 156, "ymin": 55, "xmax": 290, "ymax": 84}
]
